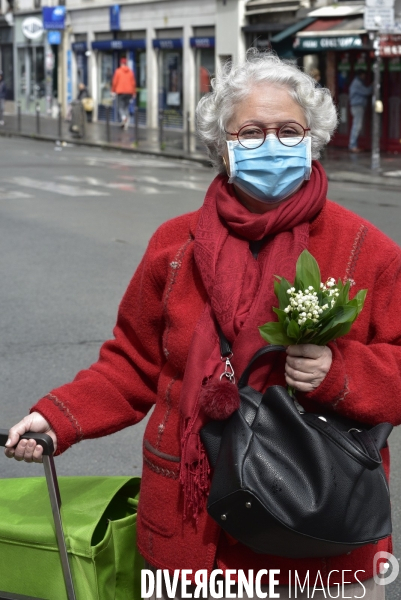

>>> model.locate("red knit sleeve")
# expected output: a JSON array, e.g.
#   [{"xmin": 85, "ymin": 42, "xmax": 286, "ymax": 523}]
[
  {"xmin": 30, "ymin": 230, "xmax": 166, "ymax": 454},
  {"xmin": 304, "ymin": 253, "xmax": 401, "ymax": 425}
]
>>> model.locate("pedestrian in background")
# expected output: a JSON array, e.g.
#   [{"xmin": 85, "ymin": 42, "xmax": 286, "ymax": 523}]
[
  {"xmin": 77, "ymin": 82, "xmax": 94, "ymax": 123},
  {"xmin": 0, "ymin": 71, "xmax": 6, "ymax": 126},
  {"xmin": 111, "ymin": 57, "xmax": 136, "ymax": 130},
  {"xmin": 348, "ymin": 69, "xmax": 372, "ymax": 153}
]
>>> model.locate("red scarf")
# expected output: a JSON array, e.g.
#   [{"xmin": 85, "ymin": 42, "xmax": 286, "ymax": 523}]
[{"xmin": 180, "ymin": 161, "xmax": 328, "ymax": 521}]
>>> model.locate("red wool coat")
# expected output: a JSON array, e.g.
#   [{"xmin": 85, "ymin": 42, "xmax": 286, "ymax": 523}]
[{"xmin": 32, "ymin": 198, "xmax": 401, "ymax": 586}]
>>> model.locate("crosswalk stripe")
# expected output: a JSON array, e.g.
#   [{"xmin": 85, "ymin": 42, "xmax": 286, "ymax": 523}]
[{"xmin": 7, "ymin": 177, "xmax": 110, "ymax": 197}]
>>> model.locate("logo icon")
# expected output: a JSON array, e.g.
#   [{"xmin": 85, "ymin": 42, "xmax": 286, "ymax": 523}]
[{"xmin": 373, "ymin": 551, "xmax": 399, "ymax": 586}]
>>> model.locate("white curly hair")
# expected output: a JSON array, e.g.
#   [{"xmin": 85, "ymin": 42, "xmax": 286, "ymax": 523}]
[{"xmin": 196, "ymin": 49, "xmax": 338, "ymax": 172}]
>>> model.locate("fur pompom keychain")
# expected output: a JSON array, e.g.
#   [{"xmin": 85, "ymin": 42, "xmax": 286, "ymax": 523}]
[{"xmin": 199, "ymin": 377, "xmax": 240, "ymax": 420}]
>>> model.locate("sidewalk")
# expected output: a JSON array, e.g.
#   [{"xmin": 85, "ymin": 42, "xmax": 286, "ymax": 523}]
[
  {"xmin": 0, "ymin": 111, "xmax": 210, "ymax": 165},
  {"xmin": 1, "ymin": 111, "xmax": 401, "ymax": 188}
]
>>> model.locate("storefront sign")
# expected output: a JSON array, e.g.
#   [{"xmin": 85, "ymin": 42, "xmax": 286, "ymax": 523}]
[
  {"xmin": 66, "ymin": 49, "xmax": 72, "ymax": 104},
  {"xmin": 22, "ymin": 17, "xmax": 44, "ymax": 40},
  {"xmin": 152, "ymin": 39, "xmax": 183, "ymax": 50},
  {"xmin": 294, "ymin": 35, "xmax": 363, "ymax": 51},
  {"xmin": 91, "ymin": 39, "xmax": 145, "ymax": 51},
  {"xmin": 42, "ymin": 7, "xmax": 66, "ymax": 30},
  {"xmin": 190, "ymin": 37, "xmax": 215, "ymax": 49},
  {"xmin": 72, "ymin": 42, "xmax": 88, "ymax": 53},
  {"xmin": 364, "ymin": 7, "xmax": 394, "ymax": 30},
  {"xmin": 110, "ymin": 5, "xmax": 120, "ymax": 31},
  {"xmin": 48, "ymin": 30, "xmax": 61, "ymax": 45},
  {"xmin": 380, "ymin": 34, "xmax": 401, "ymax": 56}
]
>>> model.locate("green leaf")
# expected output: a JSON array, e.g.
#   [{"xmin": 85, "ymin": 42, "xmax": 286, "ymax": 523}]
[
  {"xmin": 353, "ymin": 289, "xmax": 368, "ymax": 314},
  {"xmin": 276, "ymin": 277, "xmax": 292, "ymax": 310},
  {"xmin": 335, "ymin": 279, "xmax": 350, "ymax": 306},
  {"xmin": 287, "ymin": 319, "xmax": 300, "ymax": 341},
  {"xmin": 294, "ymin": 250, "xmax": 321, "ymax": 292},
  {"xmin": 318, "ymin": 305, "xmax": 358, "ymax": 336},
  {"xmin": 273, "ymin": 307, "xmax": 287, "ymax": 324},
  {"xmin": 259, "ymin": 322, "xmax": 292, "ymax": 345},
  {"xmin": 313, "ymin": 321, "xmax": 353, "ymax": 346}
]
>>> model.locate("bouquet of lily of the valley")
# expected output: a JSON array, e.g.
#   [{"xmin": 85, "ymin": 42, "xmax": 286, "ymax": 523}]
[{"xmin": 259, "ymin": 250, "xmax": 367, "ymax": 347}]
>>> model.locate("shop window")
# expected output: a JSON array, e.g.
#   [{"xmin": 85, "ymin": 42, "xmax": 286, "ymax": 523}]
[
  {"xmin": 159, "ymin": 50, "xmax": 183, "ymax": 127},
  {"xmin": 99, "ymin": 53, "xmax": 114, "ymax": 104},
  {"xmin": 387, "ymin": 57, "xmax": 401, "ymax": 141},
  {"xmin": 137, "ymin": 50, "xmax": 147, "ymax": 112},
  {"xmin": 196, "ymin": 48, "xmax": 215, "ymax": 103},
  {"xmin": 337, "ymin": 52, "xmax": 352, "ymax": 135}
]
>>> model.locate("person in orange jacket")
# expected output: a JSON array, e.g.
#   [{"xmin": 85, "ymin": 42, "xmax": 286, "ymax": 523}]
[{"xmin": 111, "ymin": 57, "xmax": 136, "ymax": 129}]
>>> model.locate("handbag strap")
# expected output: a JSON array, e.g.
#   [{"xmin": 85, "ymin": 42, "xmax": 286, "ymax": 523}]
[
  {"xmin": 218, "ymin": 332, "xmax": 388, "ymax": 470},
  {"xmin": 238, "ymin": 344, "xmax": 286, "ymax": 389},
  {"xmin": 217, "ymin": 329, "xmax": 285, "ymax": 389},
  {"xmin": 303, "ymin": 414, "xmax": 385, "ymax": 470}
]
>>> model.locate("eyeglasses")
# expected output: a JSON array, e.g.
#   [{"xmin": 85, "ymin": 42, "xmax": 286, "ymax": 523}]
[{"xmin": 225, "ymin": 122, "xmax": 311, "ymax": 149}]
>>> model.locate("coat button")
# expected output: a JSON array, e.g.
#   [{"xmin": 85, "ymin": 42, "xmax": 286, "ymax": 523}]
[
  {"xmin": 245, "ymin": 502, "xmax": 252, "ymax": 508},
  {"xmin": 221, "ymin": 514, "xmax": 227, "ymax": 521}
]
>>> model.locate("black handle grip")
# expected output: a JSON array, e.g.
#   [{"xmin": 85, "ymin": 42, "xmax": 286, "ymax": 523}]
[
  {"xmin": 238, "ymin": 345, "xmax": 286, "ymax": 389},
  {"xmin": 0, "ymin": 429, "xmax": 54, "ymax": 455}
]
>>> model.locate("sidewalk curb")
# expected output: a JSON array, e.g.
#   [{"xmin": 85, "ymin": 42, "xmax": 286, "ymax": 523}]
[
  {"xmin": 327, "ymin": 170, "xmax": 401, "ymax": 189},
  {"xmin": 0, "ymin": 129, "xmax": 213, "ymax": 168},
  {"xmin": 2, "ymin": 128, "xmax": 401, "ymax": 188}
]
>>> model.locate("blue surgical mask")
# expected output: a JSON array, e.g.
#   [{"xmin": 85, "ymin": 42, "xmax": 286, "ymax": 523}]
[{"xmin": 226, "ymin": 134, "xmax": 312, "ymax": 204}]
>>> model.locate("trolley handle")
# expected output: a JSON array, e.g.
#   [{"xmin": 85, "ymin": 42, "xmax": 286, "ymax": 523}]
[
  {"xmin": 0, "ymin": 428, "xmax": 76, "ymax": 600},
  {"xmin": 0, "ymin": 429, "xmax": 54, "ymax": 455}
]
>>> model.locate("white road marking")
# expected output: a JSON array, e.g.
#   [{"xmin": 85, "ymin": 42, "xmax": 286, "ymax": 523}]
[
  {"xmin": 383, "ymin": 170, "xmax": 401, "ymax": 178},
  {"xmin": 7, "ymin": 177, "xmax": 110, "ymax": 197},
  {"xmin": 0, "ymin": 189, "xmax": 32, "ymax": 199},
  {"xmin": 84, "ymin": 155, "xmax": 207, "ymax": 170},
  {"xmin": 58, "ymin": 174, "xmax": 204, "ymax": 192}
]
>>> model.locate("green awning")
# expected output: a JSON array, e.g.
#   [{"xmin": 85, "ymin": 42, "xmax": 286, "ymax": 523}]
[
  {"xmin": 271, "ymin": 17, "xmax": 316, "ymax": 44},
  {"xmin": 293, "ymin": 35, "xmax": 364, "ymax": 51}
]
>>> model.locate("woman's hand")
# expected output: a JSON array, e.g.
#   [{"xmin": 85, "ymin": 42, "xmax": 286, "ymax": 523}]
[
  {"xmin": 4, "ymin": 412, "xmax": 58, "ymax": 463},
  {"xmin": 285, "ymin": 344, "xmax": 332, "ymax": 393}
]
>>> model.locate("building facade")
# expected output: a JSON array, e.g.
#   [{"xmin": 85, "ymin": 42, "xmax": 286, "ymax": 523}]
[
  {"xmin": 65, "ymin": 0, "xmax": 250, "ymax": 129},
  {"xmin": 7, "ymin": 0, "xmax": 400, "ymax": 153}
]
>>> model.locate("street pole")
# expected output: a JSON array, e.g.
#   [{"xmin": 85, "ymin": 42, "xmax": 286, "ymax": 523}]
[
  {"xmin": 36, "ymin": 102, "xmax": 41, "ymax": 135},
  {"xmin": 186, "ymin": 111, "xmax": 191, "ymax": 154},
  {"xmin": 58, "ymin": 102, "xmax": 62, "ymax": 139},
  {"xmin": 17, "ymin": 100, "xmax": 21, "ymax": 133},
  {"xmin": 371, "ymin": 30, "xmax": 382, "ymax": 172}
]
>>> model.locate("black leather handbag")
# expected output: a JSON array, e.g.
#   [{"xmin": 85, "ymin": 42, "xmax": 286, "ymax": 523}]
[{"xmin": 201, "ymin": 344, "xmax": 393, "ymax": 558}]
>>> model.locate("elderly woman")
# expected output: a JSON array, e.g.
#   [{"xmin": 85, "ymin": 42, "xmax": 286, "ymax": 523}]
[{"xmin": 5, "ymin": 52, "xmax": 401, "ymax": 599}]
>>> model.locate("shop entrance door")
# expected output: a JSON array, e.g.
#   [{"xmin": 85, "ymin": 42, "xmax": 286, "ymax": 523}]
[
  {"xmin": 98, "ymin": 50, "xmax": 138, "ymax": 123},
  {"xmin": 158, "ymin": 50, "xmax": 183, "ymax": 128},
  {"xmin": 383, "ymin": 57, "xmax": 401, "ymax": 152},
  {"xmin": 18, "ymin": 45, "xmax": 46, "ymax": 114},
  {"xmin": 333, "ymin": 51, "xmax": 373, "ymax": 151},
  {"xmin": 0, "ymin": 45, "xmax": 14, "ymax": 100},
  {"xmin": 332, "ymin": 51, "xmax": 401, "ymax": 153}
]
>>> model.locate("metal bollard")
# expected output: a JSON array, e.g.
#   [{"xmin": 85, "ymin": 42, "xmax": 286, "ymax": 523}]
[
  {"xmin": 186, "ymin": 111, "xmax": 191, "ymax": 154},
  {"xmin": 134, "ymin": 106, "xmax": 139, "ymax": 147},
  {"xmin": 80, "ymin": 102, "xmax": 85, "ymax": 139},
  {"xmin": 106, "ymin": 105, "xmax": 111, "ymax": 143},
  {"xmin": 159, "ymin": 109, "xmax": 165, "ymax": 151},
  {"xmin": 35, "ymin": 103, "xmax": 40, "ymax": 135},
  {"xmin": 17, "ymin": 101, "xmax": 21, "ymax": 133},
  {"xmin": 58, "ymin": 102, "xmax": 62, "ymax": 139}
]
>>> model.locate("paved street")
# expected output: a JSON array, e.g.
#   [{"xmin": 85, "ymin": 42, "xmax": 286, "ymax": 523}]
[{"xmin": 0, "ymin": 137, "xmax": 400, "ymax": 596}]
